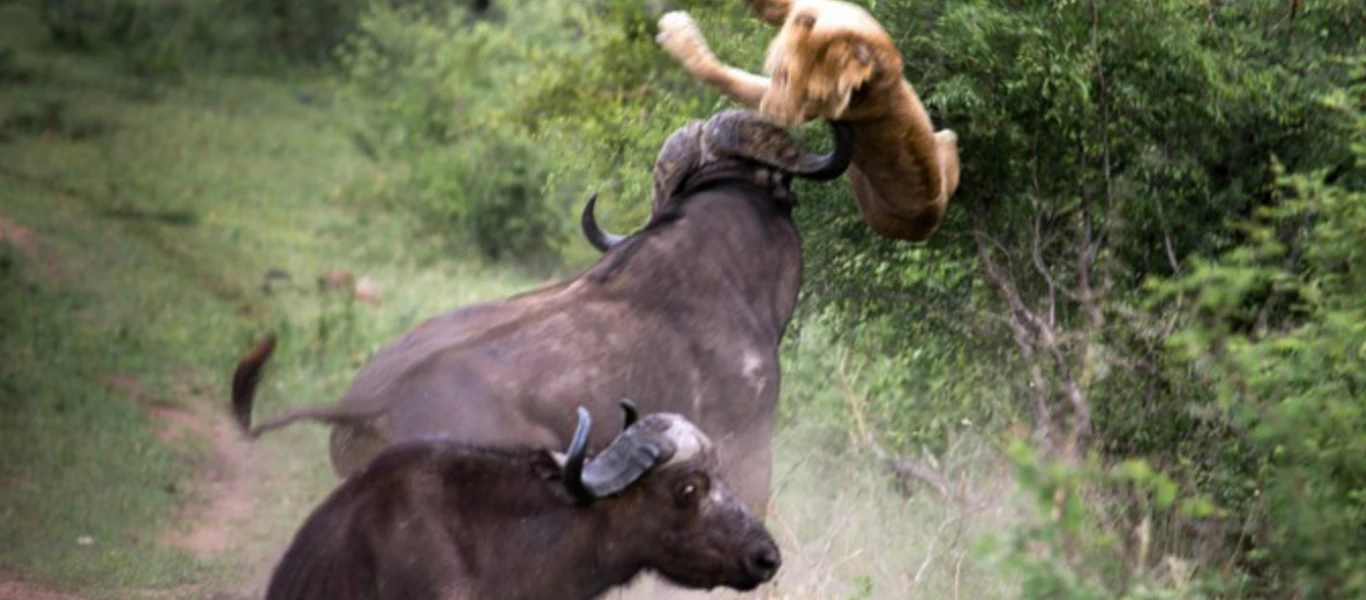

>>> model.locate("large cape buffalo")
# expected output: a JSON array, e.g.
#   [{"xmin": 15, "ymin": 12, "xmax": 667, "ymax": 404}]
[
  {"xmin": 234, "ymin": 109, "xmax": 850, "ymax": 509},
  {"xmin": 234, "ymin": 109, "xmax": 852, "ymax": 597},
  {"xmin": 265, "ymin": 402, "xmax": 780, "ymax": 600}
]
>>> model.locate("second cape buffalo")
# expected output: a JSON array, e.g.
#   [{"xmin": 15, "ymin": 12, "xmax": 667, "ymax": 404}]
[
  {"xmin": 264, "ymin": 403, "xmax": 780, "ymax": 600},
  {"xmin": 233, "ymin": 109, "xmax": 853, "ymax": 519}
]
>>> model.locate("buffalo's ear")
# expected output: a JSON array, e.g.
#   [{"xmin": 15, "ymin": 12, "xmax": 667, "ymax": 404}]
[{"xmin": 536, "ymin": 451, "xmax": 567, "ymax": 481}]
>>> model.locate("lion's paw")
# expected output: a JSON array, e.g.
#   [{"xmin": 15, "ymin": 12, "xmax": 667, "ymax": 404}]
[{"xmin": 657, "ymin": 11, "xmax": 717, "ymax": 74}]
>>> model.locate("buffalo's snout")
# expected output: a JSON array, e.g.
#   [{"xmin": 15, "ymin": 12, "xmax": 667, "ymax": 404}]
[
  {"xmin": 720, "ymin": 531, "xmax": 780, "ymax": 591},
  {"xmin": 742, "ymin": 538, "xmax": 781, "ymax": 583}
]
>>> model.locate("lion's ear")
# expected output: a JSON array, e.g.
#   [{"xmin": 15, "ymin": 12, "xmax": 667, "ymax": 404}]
[
  {"xmin": 835, "ymin": 41, "xmax": 876, "ymax": 94},
  {"xmin": 853, "ymin": 42, "xmax": 873, "ymax": 66},
  {"xmin": 792, "ymin": 10, "xmax": 816, "ymax": 29}
]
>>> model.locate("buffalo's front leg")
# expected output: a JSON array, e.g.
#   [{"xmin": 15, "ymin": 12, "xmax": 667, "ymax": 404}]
[
  {"xmin": 716, "ymin": 418, "xmax": 776, "ymax": 519},
  {"xmin": 656, "ymin": 12, "xmax": 771, "ymax": 108}
]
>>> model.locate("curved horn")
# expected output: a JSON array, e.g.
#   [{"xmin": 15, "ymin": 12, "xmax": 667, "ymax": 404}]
[
  {"xmin": 788, "ymin": 119, "xmax": 855, "ymax": 181},
  {"xmin": 703, "ymin": 109, "xmax": 855, "ymax": 181},
  {"xmin": 580, "ymin": 194, "xmax": 628, "ymax": 252},
  {"xmin": 562, "ymin": 406, "xmax": 595, "ymax": 503},
  {"xmin": 579, "ymin": 417, "xmax": 678, "ymax": 498},
  {"xmin": 619, "ymin": 399, "xmax": 639, "ymax": 430}
]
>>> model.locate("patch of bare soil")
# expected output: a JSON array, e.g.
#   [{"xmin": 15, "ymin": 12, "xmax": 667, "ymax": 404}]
[
  {"xmin": 0, "ymin": 215, "xmax": 61, "ymax": 279},
  {"xmin": 103, "ymin": 375, "xmax": 257, "ymax": 558},
  {"xmin": 0, "ymin": 571, "xmax": 92, "ymax": 600}
]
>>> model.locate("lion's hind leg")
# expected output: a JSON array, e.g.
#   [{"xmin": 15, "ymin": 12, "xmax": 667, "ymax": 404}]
[{"xmin": 657, "ymin": 11, "xmax": 771, "ymax": 107}]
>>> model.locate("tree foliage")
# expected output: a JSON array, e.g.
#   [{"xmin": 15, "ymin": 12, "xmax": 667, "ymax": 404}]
[{"xmin": 1151, "ymin": 63, "xmax": 1366, "ymax": 595}]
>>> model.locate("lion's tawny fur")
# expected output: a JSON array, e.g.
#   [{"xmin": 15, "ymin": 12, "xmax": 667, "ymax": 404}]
[{"xmin": 656, "ymin": 0, "xmax": 960, "ymax": 241}]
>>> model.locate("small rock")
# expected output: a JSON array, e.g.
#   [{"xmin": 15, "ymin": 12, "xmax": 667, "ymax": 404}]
[
  {"xmin": 76, "ymin": 536, "xmax": 93, "ymax": 546},
  {"xmin": 354, "ymin": 276, "xmax": 382, "ymax": 306}
]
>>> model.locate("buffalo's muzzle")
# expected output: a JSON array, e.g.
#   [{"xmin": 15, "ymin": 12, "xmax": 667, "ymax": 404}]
[{"xmin": 738, "ymin": 538, "xmax": 782, "ymax": 587}]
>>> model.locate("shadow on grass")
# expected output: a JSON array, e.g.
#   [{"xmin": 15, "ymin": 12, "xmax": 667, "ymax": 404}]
[{"xmin": 100, "ymin": 207, "xmax": 200, "ymax": 226}]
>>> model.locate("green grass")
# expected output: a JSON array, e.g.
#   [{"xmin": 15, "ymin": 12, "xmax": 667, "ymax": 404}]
[
  {"xmin": 0, "ymin": 3, "xmax": 540, "ymax": 595},
  {"xmin": 0, "ymin": 4, "xmax": 1023, "ymax": 598},
  {"xmin": 770, "ymin": 322, "xmax": 1022, "ymax": 600}
]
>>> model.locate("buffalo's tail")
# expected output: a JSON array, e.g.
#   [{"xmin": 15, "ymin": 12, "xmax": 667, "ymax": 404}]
[
  {"xmin": 245, "ymin": 403, "xmax": 383, "ymax": 438},
  {"xmin": 233, "ymin": 333, "xmax": 393, "ymax": 437},
  {"xmin": 232, "ymin": 334, "xmax": 277, "ymax": 432},
  {"xmin": 231, "ymin": 334, "xmax": 388, "ymax": 439}
]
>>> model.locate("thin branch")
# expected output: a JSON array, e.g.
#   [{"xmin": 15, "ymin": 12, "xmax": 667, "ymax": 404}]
[
  {"xmin": 974, "ymin": 216, "xmax": 1056, "ymax": 342},
  {"xmin": 973, "ymin": 215, "xmax": 1055, "ymax": 441},
  {"xmin": 953, "ymin": 551, "xmax": 965, "ymax": 600},
  {"xmin": 1164, "ymin": 228, "xmax": 1182, "ymax": 275},
  {"xmin": 1253, "ymin": 207, "xmax": 1314, "ymax": 337},
  {"xmin": 834, "ymin": 353, "xmax": 960, "ymax": 502},
  {"xmin": 1033, "ymin": 204, "xmax": 1061, "ymax": 329},
  {"xmin": 1088, "ymin": 0, "xmax": 1114, "ymax": 322},
  {"xmin": 1162, "ymin": 292, "xmax": 1185, "ymax": 339},
  {"xmin": 1076, "ymin": 199, "xmax": 1102, "ymax": 331},
  {"xmin": 1027, "ymin": 140, "xmax": 1063, "ymax": 330},
  {"xmin": 912, "ymin": 513, "xmax": 965, "ymax": 584}
]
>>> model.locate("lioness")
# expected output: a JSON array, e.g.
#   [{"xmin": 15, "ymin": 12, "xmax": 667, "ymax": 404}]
[{"xmin": 656, "ymin": 0, "xmax": 960, "ymax": 242}]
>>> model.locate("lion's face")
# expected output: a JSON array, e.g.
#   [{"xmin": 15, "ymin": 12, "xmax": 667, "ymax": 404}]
[{"xmin": 759, "ymin": 13, "xmax": 874, "ymax": 127}]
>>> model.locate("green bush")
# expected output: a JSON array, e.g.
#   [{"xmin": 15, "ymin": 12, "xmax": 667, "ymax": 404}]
[
  {"xmin": 40, "ymin": 0, "xmax": 209, "ymax": 75},
  {"xmin": 1151, "ymin": 65, "xmax": 1366, "ymax": 596},
  {"xmin": 998, "ymin": 443, "xmax": 1219, "ymax": 600},
  {"xmin": 34, "ymin": 0, "xmax": 482, "ymax": 74},
  {"xmin": 338, "ymin": 3, "xmax": 583, "ymax": 262}
]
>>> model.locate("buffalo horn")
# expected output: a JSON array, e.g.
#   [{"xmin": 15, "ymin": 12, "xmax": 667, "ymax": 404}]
[
  {"xmin": 703, "ymin": 109, "xmax": 855, "ymax": 181},
  {"xmin": 562, "ymin": 406, "xmax": 595, "ymax": 503},
  {"xmin": 580, "ymin": 194, "xmax": 629, "ymax": 252},
  {"xmin": 619, "ymin": 398, "xmax": 639, "ymax": 430},
  {"xmin": 786, "ymin": 119, "xmax": 855, "ymax": 181},
  {"xmin": 579, "ymin": 413, "xmax": 700, "ymax": 498}
]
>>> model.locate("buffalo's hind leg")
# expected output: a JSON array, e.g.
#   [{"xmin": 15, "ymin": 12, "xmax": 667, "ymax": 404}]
[
  {"xmin": 329, "ymin": 421, "xmax": 391, "ymax": 479},
  {"xmin": 656, "ymin": 12, "xmax": 771, "ymax": 108}
]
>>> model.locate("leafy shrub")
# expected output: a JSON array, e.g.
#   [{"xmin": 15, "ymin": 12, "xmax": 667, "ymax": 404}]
[
  {"xmin": 35, "ymin": 0, "xmax": 478, "ymax": 74},
  {"xmin": 998, "ymin": 443, "xmax": 1219, "ymax": 600},
  {"xmin": 338, "ymin": 2, "xmax": 585, "ymax": 262},
  {"xmin": 40, "ymin": 0, "xmax": 200, "ymax": 75},
  {"xmin": 1150, "ymin": 66, "xmax": 1366, "ymax": 597}
]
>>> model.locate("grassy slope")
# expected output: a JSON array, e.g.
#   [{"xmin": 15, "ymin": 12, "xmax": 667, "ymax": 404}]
[
  {"xmin": 0, "ymin": 4, "xmax": 538, "ymax": 595},
  {"xmin": 0, "ymin": 4, "xmax": 1019, "ymax": 598}
]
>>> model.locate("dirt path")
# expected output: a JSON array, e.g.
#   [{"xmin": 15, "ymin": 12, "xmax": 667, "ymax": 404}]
[
  {"xmin": 0, "ymin": 571, "xmax": 92, "ymax": 600},
  {"xmin": 104, "ymin": 375, "xmax": 259, "ymax": 558},
  {"xmin": 1, "ymin": 211, "xmax": 270, "ymax": 598},
  {"xmin": 98, "ymin": 375, "xmax": 276, "ymax": 600},
  {"xmin": 0, "ymin": 215, "xmax": 62, "ymax": 280}
]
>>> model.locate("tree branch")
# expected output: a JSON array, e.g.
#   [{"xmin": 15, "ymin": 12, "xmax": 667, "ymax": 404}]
[{"xmin": 973, "ymin": 214, "xmax": 1060, "ymax": 441}]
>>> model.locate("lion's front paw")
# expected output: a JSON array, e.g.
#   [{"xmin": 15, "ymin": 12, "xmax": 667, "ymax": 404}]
[{"xmin": 657, "ymin": 11, "xmax": 719, "ymax": 76}]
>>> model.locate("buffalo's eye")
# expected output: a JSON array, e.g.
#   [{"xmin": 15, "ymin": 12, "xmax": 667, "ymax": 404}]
[
  {"xmin": 675, "ymin": 475, "xmax": 708, "ymax": 507},
  {"xmin": 676, "ymin": 483, "xmax": 698, "ymax": 506}
]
